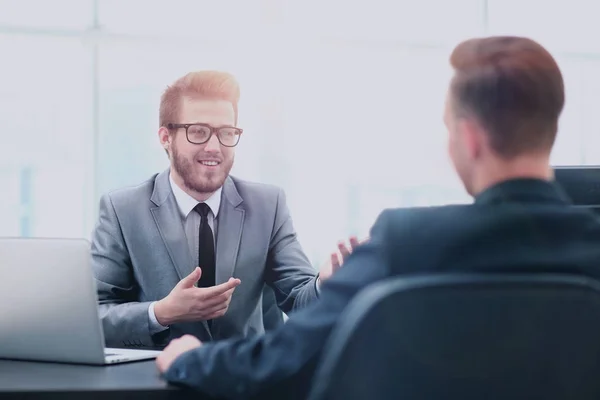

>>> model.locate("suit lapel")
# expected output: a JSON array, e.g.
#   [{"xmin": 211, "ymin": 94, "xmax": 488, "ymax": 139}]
[
  {"xmin": 215, "ymin": 177, "xmax": 245, "ymax": 284},
  {"xmin": 149, "ymin": 170, "xmax": 194, "ymax": 281}
]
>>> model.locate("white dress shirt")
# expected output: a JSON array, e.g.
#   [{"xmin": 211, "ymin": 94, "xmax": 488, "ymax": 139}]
[{"xmin": 148, "ymin": 174, "xmax": 222, "ymax": 334}]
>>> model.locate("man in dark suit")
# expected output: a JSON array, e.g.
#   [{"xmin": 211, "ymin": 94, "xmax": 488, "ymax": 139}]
[{"xmin": 156, "ymin": 36, "xmax": 600, "ymax": 399}]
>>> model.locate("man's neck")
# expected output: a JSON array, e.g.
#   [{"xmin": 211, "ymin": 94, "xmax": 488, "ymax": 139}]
[{"xmin": 471, "ymin": 155, "xmax": 553, "ymax": 196}]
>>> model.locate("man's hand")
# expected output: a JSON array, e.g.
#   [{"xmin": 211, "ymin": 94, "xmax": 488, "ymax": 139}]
[
  {"xmin": 154, "ymin": 267, "xmax": 241, "ymax": 326},
  {"xmin": 318, "ymin": 236, "xmax": 367, "ymax": 283},
  {"xmin": 156, "ymin": 335, "xmax": 202, "ymax": 373}
]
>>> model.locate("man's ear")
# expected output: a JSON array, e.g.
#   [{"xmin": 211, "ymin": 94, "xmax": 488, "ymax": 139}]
[
  {"xmin": 158, "ymin": 127, "xmax": 171, "ymax": 149},
  {"xmin": 459, "ymin": 119, "xmax": 484, "ymax": 161}
]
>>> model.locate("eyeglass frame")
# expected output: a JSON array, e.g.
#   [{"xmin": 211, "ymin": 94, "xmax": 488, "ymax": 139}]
[{"xmin": 166, "ymin": 122, "xmax": 243, "ymax": 147}]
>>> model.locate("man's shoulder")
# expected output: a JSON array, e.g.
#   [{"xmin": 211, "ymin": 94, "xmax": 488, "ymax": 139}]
[
  {"xmin": 228, "ymin": 176, "xmax": 282, "ymax": 200},
  {"xmin": 101, "ymin": 173, "xmax": 160, "ymax": 208},
  {"xmin": 373, "ymin": 204, "xmax": 474, "ymax": 242},
  {"xmin": 364, "ymin": 205, "xmax": 477, "ymax": 272},
  {"xmin": 378, "ymin": 204, "xmax": 472, "ymax": 225}
]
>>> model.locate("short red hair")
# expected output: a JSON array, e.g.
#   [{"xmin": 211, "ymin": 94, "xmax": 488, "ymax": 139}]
[{"xmin": 159, "ymin": 70, "xmax": 241, "ymax": 127}]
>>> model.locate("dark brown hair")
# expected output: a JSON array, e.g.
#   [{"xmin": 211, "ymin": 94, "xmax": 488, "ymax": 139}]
[{"xmin": 449, "ymin": 36, "xmax": 564, "ymax": 158}]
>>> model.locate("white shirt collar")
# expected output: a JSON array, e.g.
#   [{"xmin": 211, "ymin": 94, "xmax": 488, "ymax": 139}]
[{"xmin": 169, "ymin": 173, "xmax": 222, "ymax": 219}]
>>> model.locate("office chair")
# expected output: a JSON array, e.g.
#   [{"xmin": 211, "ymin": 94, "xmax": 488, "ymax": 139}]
[{"xmin": 307, "ymin": 273, "xmax": 600, "ymax": 400}]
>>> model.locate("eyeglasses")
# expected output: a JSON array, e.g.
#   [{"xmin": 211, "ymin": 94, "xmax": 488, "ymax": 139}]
[{"xmin": 167, "ymin": 123, "xmax": 243, "ymax": 147}]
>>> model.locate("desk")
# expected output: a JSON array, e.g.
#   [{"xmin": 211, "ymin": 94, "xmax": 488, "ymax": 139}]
[{"xmin": 0, "ymin": 359, "xmax": 199, "ymax": 399}]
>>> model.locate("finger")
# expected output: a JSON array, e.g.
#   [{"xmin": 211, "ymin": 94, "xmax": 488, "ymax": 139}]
[
  {"xmin": 196, "ymin": 287, "xmax": 236, "ymax": 309},
  {"xmin": 156, "ymin": 353, "xmax": 168, "ymax": 372},
  {"xmin": 338, "ymin": 242, "xmax": 351, "ymax": 261},
  {"xmin": 349, "ymin": 236, "xmax": 360, "ymax": 249},
  {"xmin": 204, "ymin": 305, "xmax": 230, "ymax": 320},
  {"xmin": 198, "ymin": 278, "xmax": 241, "ymax": 299},
  {"xmin": 178, "ymin": 267, "xmax": 202, "ymax": 288},
  {"xmin": 330, "ymin": 252, "xmax": 341, "ymax": 270},
  {"xmin": 197, "ymin": 303, "xmax": 229, "ymax": 320}
]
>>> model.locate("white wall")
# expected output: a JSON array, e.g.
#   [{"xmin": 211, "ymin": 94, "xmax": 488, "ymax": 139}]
[{"xmin": 0, "ymin": 0, "xmax": 597, "ymax": 263}]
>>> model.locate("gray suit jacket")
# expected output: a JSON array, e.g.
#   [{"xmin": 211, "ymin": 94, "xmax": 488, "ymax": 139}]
[{"xmin": 91, "ymin": 170, "xmax": 319, "ymax": 348}]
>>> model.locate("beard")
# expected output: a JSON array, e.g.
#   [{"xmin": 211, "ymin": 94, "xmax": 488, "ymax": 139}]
[{"xmin": 171, "ymin": 143, "xmax": 233, "ymax": 194}]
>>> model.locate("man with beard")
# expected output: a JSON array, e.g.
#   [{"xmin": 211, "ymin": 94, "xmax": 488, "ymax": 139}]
[{"xmin": 92, "ymin": 71, "xmax": 356, "ymax": 349}]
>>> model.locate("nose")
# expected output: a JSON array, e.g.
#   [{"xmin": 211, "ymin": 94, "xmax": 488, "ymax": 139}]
[{"xmin": 203, "ymin": 133, "xmax": 221, "ymax": 153}]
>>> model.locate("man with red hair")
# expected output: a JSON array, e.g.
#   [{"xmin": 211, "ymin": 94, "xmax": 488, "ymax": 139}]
[{"xmin": 91, "ymin": 70, "xmax": 356, "ymax": 350}]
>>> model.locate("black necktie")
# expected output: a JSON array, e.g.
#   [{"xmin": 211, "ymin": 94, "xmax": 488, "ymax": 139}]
[{"xmin": 195, "ymin": 203, "xmax": 215, "ymax": 288}]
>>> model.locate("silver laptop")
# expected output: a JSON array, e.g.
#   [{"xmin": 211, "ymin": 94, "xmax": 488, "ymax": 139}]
[{"xmin": 0, "ymin": 237, "xmax": 161, "ymax": 365}]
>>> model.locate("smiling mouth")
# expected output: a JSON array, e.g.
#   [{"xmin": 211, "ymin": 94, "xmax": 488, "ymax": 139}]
[{"xmin": 199, "ymin": 160, "xmax": 221, "ymax": 167}]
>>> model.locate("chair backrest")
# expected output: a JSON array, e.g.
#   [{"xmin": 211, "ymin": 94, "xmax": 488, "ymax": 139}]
[{"xmin": 308, "ymin": 273, "xmax": 600, "ymax": 400}]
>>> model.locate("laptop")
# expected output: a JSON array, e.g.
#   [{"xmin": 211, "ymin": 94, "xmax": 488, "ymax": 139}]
[{"xmin": 0, "ymin": 237, "xmax": 161, "ymax": 365}]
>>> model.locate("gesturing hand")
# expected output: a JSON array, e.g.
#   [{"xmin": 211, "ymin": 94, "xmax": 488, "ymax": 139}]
[
  {"xmin": 154, "ymin": 267, "xmax": 241, "ymax": 326},
  {"xmin": 319, "ymin": 236, "xmax": 368, "ymax": 283}
]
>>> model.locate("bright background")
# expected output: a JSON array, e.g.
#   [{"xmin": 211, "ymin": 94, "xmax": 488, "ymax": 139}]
[{"xmin": 1, "ymin": 0, "xmax": 599, "ymax": 263}]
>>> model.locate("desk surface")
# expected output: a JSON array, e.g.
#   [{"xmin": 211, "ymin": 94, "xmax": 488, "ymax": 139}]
[{"xmin": 0, "ymin": 359, "xmax": 198, "ymax": 399}]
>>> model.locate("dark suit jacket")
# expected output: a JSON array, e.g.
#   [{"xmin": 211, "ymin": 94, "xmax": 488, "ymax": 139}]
[{"xmin": 163, "ymin": 178, "xmax": 600, "ymax": 399}]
